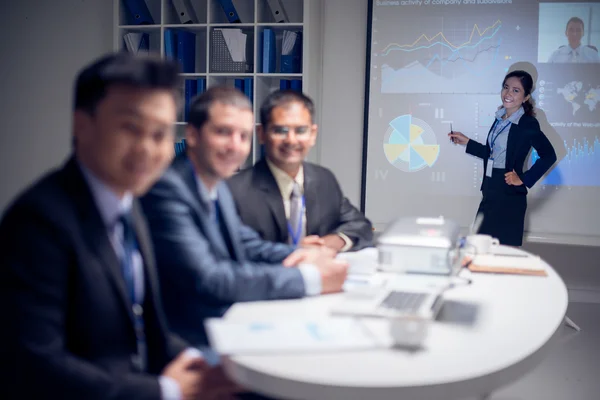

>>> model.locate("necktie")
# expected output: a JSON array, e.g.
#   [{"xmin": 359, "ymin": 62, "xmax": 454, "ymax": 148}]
[
  {"xmin": 118, "ymin": 213, "xmax": 147, "ymax": 372},
  {"xmin": 213, "ymin": 199, "xmax": 235, "ymax": 258},
  {"xmin": 288, "ymin": 182, "xmax": 303, "ymax": 245}
]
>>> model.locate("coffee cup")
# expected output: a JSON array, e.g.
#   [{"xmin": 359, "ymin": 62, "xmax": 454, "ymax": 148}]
[{"xmin": 465, "ymin": 234, "xmax": 500, "ymax": 254}]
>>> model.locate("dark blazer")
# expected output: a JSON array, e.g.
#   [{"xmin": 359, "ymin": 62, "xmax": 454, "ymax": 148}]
[
  {"xmin": 140, "ymin": 155, "xmax": 306, "ymax": 346},
  {"xmin": 0, "ymin": 157, "xmax": 186, "ymax": 400},
  {"xmin": 466, "ymin": 114, "xmax": 557, "ymax": 193},
  {"xmin": 227, "ymin": 159, "xmax": 373, "ymax": 251}
]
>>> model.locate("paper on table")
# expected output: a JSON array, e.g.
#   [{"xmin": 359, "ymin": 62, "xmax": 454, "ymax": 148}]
[
  {"xmin": 204, "ymin": 318, "xmax": 386, "ymax": 355},
  {"xmin": 337, "ymin": 247, "xmax": 378, "ymax": 275}
]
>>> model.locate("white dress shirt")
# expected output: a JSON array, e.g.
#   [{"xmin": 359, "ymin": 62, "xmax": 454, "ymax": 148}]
[
  {"xmin": 266, "ymin": 159, "xmax": 353, "ymax": 251},
  {"xmin": 548, "ymin": 44, "xmax": 600, "ymax": 63}
]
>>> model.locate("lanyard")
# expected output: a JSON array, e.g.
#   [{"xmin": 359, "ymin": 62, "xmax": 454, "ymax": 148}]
[
  {"xmin": 489, "ymin": 118, "xmax": 511, "ymax": 156},
  {"xmin": 287, "ymin": 195, "xmax": 305, "ymax": 246}
]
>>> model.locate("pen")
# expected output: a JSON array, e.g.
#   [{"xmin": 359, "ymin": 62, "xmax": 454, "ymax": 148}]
[{"xmin": 450, "ymin": 123, "xmax": 454, "ymax": 143}]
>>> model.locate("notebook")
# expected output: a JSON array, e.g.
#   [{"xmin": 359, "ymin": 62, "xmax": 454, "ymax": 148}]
[{"xmin": 468, "ymin": 253, "xmax": 547, "ymax": 276}]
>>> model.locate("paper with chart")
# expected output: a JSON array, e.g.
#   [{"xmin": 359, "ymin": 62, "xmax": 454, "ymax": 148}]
[{"xmin": 205, "ymin": 318, "xmax": 385, "ymax": 355}]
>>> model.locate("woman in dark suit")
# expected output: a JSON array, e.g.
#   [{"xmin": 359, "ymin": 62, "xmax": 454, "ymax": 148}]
[{"xmin": 448, "ymin": 70, "xmax": 557, "ymax": 246}]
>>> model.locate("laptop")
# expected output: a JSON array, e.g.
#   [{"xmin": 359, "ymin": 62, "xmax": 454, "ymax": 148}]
[{"xmin": 331, "ymin": 277, "xmax": 447, "ymax": 320}]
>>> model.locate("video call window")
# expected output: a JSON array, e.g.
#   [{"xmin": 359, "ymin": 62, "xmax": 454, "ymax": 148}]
[{"xmin": 538, "ymin": 2, "xmax": 600, "ymax": 63}]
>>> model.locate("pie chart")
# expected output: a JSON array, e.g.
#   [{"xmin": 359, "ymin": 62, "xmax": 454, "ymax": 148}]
[{"xmin": 383, "ymin": 114, "xmax": 440, "ymax": 172}]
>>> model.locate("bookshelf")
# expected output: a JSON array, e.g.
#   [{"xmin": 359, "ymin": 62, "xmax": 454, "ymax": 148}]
[{"xmin": 114, "ymin": 0, "xmax": 323, "ymax": 168}]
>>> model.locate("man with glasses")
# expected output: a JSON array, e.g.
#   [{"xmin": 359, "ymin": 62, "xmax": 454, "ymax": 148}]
[
  {"xmin": 228, "ymin": 90, "xmax": 373, "ymax": 253},
  {"xmin": 140, "ymin": 87, "xmax": 348, "ymax": 347}
]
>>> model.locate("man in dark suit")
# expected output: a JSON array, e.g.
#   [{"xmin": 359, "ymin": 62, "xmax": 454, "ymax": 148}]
[
  {"xmin": 228, "ymin": 90, "xmax": 373, "ymax": 252},
  {"xmin": 0, "ymin": 53, "xmax": 236, "ymax": 399},
  {"xmin": 140, "ymin": 87, "xmax": 349, "ymax": 346}
]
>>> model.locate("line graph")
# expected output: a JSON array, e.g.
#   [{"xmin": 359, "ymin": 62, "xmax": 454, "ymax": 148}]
[
  {"xmin": 532, "ymin": 136, "xmax": 600, "ymax": 186},
  {"xmin": 381, "ymin": 20, "xmax": 502, "ymax": 55},
  {"xmin": 379, "ymin": 19, "xmax": 506, "ymax": 94}
]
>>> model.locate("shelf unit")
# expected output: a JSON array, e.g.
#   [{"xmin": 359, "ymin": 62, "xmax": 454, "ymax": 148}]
[{"xmin": 114, "ymin": 0, "xmax": 323, "ymax": 168}]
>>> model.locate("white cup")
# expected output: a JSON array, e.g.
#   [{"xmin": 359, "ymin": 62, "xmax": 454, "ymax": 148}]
[
  {"xmin": 465, "ymin": 234, "xmax": 500, "ymax": 254},
  {"xmin": 389, "ymin": 316, "xmax": 429, "ymax": 348}
]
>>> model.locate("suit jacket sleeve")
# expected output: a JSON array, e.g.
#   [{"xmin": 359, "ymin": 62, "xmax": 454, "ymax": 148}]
[
  {"xmin": 0, "ymin": 203, "xmax": 163, "ymax": 400},
  {"xmin": 520, "ymin": 119, "xmax": 557, "ymax": 188},
  {"xmin": 334, "ymin": 191, "xmax": 373, "ymax": 251},
  {"xmin": 141, "ymin": 178, "xmax": 306, "ymax": 304},
  {"xmin": 466, "ymin": 138, "xmax": 490, "ymax": 160},
  {"xmin": 238, "ymin": 223, "xmax": 297, "ymax": 263}
]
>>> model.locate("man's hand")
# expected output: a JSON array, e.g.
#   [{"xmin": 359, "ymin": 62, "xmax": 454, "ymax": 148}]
[
  {"xmin": 282, "ymin": 246, "xmax": 336, "ymax": 267},
  {"xmin": 162, "ymin": 352, "xmax": 242, "ymax": 400},
  {"xmin": 321, "ymin": 234, "xmax": 346, "ymax": 252},
  {"xmin": 299, "ymin": 235, "xmax": 325, "ymax": 248},
  {"xmin": 314, "ymin": 258, "xmax": 349, "ymax": 294},
  {"xmin": 505, "ymin": 169, "xmax": 523, "ymax": 186},
  {"xmin": 201, "ymin": 366, "xmax": 243, "ymax": 400},
  {"xmin": 162, "ymin": 351, "xmax": 206, "ymax": 400}
]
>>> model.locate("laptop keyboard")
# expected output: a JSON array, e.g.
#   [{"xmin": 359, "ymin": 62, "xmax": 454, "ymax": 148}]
[{"xmin": 380, "ymin": 291, "xmax": 427, "ymax": 313}]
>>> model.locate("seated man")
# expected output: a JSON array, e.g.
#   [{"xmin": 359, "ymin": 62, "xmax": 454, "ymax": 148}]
[
  {"xmin": 228, "ymin": 90, "xmax": 373, "ymax": 252},
  {"xmin": 548, "ymin": 17, "xmax": 600, "ymax": 63},
  {"xmin": 140, "ymin": 87, "xmax": 348, "ymax": 346},
  {"xmin": 0, "ymin": 53, "xmax": 236, "ymax": 399}
]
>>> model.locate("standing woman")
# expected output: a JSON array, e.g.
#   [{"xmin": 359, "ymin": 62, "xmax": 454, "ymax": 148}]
[{"xmin": 448, "ymin": 70, "xmax": 557, "ymax": 246}]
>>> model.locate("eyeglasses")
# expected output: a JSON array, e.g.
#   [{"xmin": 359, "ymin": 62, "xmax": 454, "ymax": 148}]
[{"xmin": 267, "ymin": 125, "xmax": 311, "ymax": 137}]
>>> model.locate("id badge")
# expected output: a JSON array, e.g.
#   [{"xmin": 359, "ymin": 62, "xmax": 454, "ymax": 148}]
[{"xmin": 486, "ymin": 158, "xmax": 494, "ymax": 177}]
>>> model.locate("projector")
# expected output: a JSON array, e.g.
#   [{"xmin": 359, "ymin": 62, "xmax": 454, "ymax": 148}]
[{"xmin": 377, "ymin": 216, "xmax": 461, "ymax": 275}]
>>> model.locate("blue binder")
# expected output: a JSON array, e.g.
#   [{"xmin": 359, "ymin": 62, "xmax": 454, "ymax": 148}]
[
  {"xmin": 243, "ymin": 78, "xmax": 253, "ymax": 103},
  {"xmin": 261, "ymin": 29, "xmax": 276, "ymax": 73},
  {"xmin": 280, "ymin": 79, "xmax": 291, "ymax": 90},
  {"xmin": 290, "ymin": 80, "xmax": 302, "ymax": 92},
  {"xmin": 234, "ymin": 78, "xmax": 244, "ymax": 93},
  {"xmin": 216, "ymin": 0, "xmax": 241, "ymax": 23},
  {"xmin": 184, "ymin": 80, "xmax": 198, "ymax": 121},
  {"xmin": 197, "ymin": 78, "xmax": 206, "ymax": 95},
  {"xmin": 123, "ymin": 0, "xmax": 154, "ymax": 25},
  {"xmin": 281, "ymin": 31, "xmax": 302, "ymax": 73},
  {"xmin": 176, "ymin": 30, "xmax": 196, "ymax": 73},
  {"xmin": 164, "ymin": 29, "xmax": 176, "ymax": 60}
]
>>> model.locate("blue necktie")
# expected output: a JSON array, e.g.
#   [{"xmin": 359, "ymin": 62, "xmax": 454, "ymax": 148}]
[
  {"xmin": 288, "ymin": 182, "xmax": 303, "ymax": 245},
  {"xmin": 119, "ymin": 213, "xmax": 147, "ymax": 372}
]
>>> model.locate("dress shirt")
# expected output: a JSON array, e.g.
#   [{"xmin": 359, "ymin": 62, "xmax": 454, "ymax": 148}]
[
  {"xmin": 265, "ymin": 159, "xmax": 353, "ymax": 252},
  {"xmin": 489, "ymin": 106, "xmax": 525, "ymax": 168},
  {"xmin": 548, "ymin": 44, "xmax": 600, "ymax": 63}
]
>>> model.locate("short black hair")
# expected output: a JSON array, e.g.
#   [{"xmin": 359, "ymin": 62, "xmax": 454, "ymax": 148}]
[
  {"xmin": 187, "ymin": 86, "xmax": 252, "ymax": 130},
  {"xmin": 566, "ymin": 17, "xmax": 584, "ymax": 31},
  {"xmin": 259, "ymin": 90, "xmax": 315, "ymax": 127},
  {"xmin": 74, "ymin": 52, "xmax": 182, "ymax": 114}
]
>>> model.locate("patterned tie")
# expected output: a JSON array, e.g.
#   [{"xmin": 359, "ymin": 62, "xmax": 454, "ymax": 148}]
[
  {"xmin": 118, "ymin": 213, "xmax": 147, "ymax": 372},
  {"xmin": 288, "ymin": 182, "xmax": 303, "ymax": 245},
  {"xmin": 119, "ymin": 213, "xmax": 137, "ymax": 305}
]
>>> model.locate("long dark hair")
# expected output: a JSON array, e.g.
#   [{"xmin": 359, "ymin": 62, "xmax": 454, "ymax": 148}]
[{"xmin": 503, "ymin": 70, "xmax": 535, "ymax": 117}]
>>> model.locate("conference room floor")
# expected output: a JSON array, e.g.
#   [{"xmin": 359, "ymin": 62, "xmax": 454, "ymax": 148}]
[{"xmin": 490, "ymin": 302, "xmax": 600, "ymax": 400}]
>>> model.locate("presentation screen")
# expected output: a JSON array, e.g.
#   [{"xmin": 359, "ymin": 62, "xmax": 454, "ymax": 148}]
[{"xmin": 363, "ymin": 0, "xmax": 600, "ymax": 245}]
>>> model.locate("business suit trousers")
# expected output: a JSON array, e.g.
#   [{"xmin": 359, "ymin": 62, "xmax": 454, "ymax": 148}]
[{"xmin": 476, "ymin": 168, "xmax": 527, "ymax": 246}]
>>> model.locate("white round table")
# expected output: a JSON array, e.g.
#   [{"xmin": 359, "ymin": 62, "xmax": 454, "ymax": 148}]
[{"xmin": 221, "ymin": 246, "xmax": 568, "ymax": 400}]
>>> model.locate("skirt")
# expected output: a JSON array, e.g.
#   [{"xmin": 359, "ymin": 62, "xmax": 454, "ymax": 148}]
[{"xmin": 476, "ymin": 168, "xmax": 527, "ymax": 246}]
